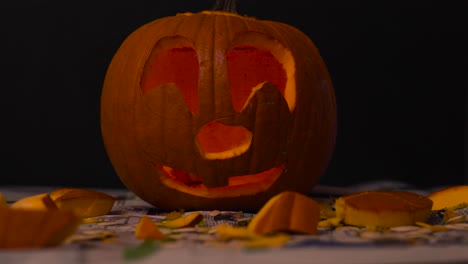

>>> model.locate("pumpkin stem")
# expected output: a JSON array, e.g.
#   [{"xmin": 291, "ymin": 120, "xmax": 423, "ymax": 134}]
[{"xmin": 212, "ymin": 0, "xmax": 237, "ymax": 13}]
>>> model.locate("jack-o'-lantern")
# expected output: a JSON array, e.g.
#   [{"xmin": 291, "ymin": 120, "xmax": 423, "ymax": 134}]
[{"xmin": 100, "ymin": 1, "xmax": 337, "ymax": 211}]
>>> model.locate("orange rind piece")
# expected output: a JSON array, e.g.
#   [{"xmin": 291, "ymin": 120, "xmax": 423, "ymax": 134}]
[
  {"xmin": 135, "ymin": 215, "xmax": 166, "ymax": 240},
  {"xmin": 50, "ymin": 188, "xmax": 116, "ymax": 218},
  {"xmin": 335, "ymin": 190, "xmax": 433, "ymax": 228},
  {"xmin": 158, "ymin": 212, "xmax": 203, "ymax": 228},
  {"xmin": 247, "ymin": 191, "xmax": 321, "ymax": 235},
  {"xmin": 427, "ymin": 185, "xmax": 468, "ymax": 210},
  {"xmin": 10, "ymin": 193, "xmax": 58, "ymax": 210},
  {"xmin": 0, "ymin": 206, "xmax": 81, "ymax": 249}
]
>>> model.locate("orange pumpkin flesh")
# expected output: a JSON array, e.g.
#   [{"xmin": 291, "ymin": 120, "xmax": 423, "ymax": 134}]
[{"xmin": 101, "ymin": 10, "xmax": 337, "ymax": 211}]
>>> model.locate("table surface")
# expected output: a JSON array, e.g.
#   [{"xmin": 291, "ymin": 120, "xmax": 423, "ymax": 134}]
[{"xmin": 1, "ymin": 182, "xmax": 467, "ymax": 264}]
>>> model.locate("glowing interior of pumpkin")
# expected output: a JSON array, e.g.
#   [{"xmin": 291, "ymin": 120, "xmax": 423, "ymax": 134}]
[
  {"xmin": 141, "ymin": 37, "xmax": 295, "ymax": 194},
  {"xmin": 159, "ymin": 164, "xmax": 284, "ymax": 198}
]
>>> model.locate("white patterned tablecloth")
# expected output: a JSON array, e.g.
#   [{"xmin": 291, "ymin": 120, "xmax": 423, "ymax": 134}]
[{"xmin": 1, "ymin": 182, "xmax": 467, "ymax": 264}]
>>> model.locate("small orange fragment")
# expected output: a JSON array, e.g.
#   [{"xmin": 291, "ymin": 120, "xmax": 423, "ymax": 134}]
[
  {"xmin": 135, "ymin": 215, "xmax": 165, "ymax": 240},
  {"xmin": 427, "ymin": 185, "xmax": 468, "ymax": 210},
  {"xmin": 50, "ymin": 188, "xmax": 116, "ymax": 218},
  {"xmin": 158, "ymin": 212, "xmax": 203, "ymax": 228},
  {"xmin": 10, "ymin": 193, "xmax": 58, "ymax": 210},
  {"xmin": 248, "ymin": 191, "xmax": 321, "ymax": 235}
]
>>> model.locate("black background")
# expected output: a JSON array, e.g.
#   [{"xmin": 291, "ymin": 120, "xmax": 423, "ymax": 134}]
[{"xmin": 1, "ymin": 0, "xmax": 466, "ymax": 189}]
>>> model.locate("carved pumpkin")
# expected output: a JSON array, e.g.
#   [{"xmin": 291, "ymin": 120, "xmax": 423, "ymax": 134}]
[{"xmin": 101, "ymin": 3, "xmax": 337, "ymax": 211}]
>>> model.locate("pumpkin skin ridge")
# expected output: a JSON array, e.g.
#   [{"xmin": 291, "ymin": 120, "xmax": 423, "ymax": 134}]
[{"xmin": 101, "ymin": 10, "xmax": 337, "ymax": 211}]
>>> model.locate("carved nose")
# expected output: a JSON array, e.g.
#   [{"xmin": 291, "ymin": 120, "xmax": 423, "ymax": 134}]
[{"xmin": 196, "ymin": 121, "xmax": 252, "ymax": 160}]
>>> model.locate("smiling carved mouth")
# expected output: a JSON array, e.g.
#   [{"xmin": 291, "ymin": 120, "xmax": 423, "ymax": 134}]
[{"xmin": 158, "ymin": 164, "xmax": 284, "ymax": 198}]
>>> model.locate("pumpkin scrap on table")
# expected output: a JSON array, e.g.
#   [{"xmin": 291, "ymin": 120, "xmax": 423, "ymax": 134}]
[
  {"xmin": 135, "ymin": 215, "xmax": 166, "ymax": 240},
  {"xmin": 100, "ymin": 0, "xmax": 337, "ymax": 211},
  {"xmin": 427, "ymin": 185, "xmax": 468, "ymax": 210},
  {"xmin": 0, "ymin": 187, "xmax": 117, "ymax": 249},
  {"xmin": 10, "ymin": 193, "xmax": 58, "ymax": 210},
  {"xmin": 334, "ymin": 190, "xmax": 433, "ymax": 228},
  {"xmin": 248, "ymin": 191, "xmax": 321, "ymax": 235},
  {"xmin": 49, "ymin": 188, "xmax": 117, "ymax": 218},
  {"xmin": 214, "ymin": 190, "xmax": 320, "ymax": 248},
  {"xmin": 0, "ymin": 195, "xmax": 81, "ymax": 249},
  {"xmin": 158, "ymin": 212, "xmax": 203, "ymax": 228}
]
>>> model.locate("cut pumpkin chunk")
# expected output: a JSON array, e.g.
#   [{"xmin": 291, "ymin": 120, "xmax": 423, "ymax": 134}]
[
  {"xmin": 0, "ymin": 207, "xmax": 80, "ymax": 249},
  {"xmin": 159, "ymin": 212, "xmax": 203, "ymax": 228},
  {"xmin": 10, "ymin": 193, "xmax": 58, "ymax": 210},
  {"xmin": 50, "ymin": 188, "xmax": 116, "ymax": 218},
  {"xmin": 248, "ymin": 191, "xmax": 320, "ymax": 235},
  {"xmin": 335, "ymin": 190, "xmax": 433, "ymax": 228},
  {"xmin": 427, "ymin": 185, "xmax": 468, "ymax": 210},
  {"xmin": 135, "ymin": 215, "xmax": 165, "ymax": 240}
]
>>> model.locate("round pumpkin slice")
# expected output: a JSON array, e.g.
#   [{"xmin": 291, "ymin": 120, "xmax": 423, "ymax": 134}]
[{"xmin": 335, "ymin": 190, "xmax": 433, "ymax": 228}]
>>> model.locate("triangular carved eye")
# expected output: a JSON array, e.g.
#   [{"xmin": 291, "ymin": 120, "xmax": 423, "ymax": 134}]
[
  {"xmin": 226, "ymin": 32, "xmax": 296, "ymax": 113},
  {"xmin": 140, "ymin": 36, "xmax": 199, "ymax": 113}
]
